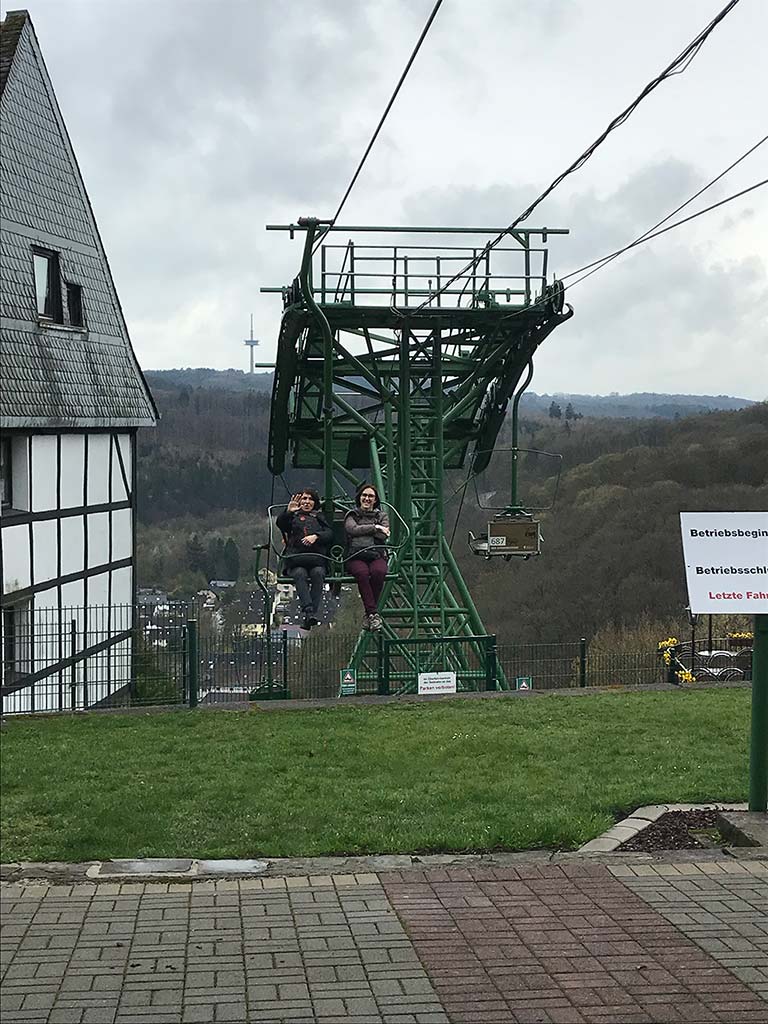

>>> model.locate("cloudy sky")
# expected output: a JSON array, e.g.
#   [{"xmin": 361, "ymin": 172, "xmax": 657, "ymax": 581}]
[{"xmin": 27, "ymin": 0, "xmax": 768, "ymax": 398}]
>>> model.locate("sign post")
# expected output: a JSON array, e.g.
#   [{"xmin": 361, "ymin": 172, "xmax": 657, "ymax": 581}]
[
  {"xmin": 680, "ymin": 512, "xmax": 768, "ymax": 812},
  {"xmin": 749, "ymin": 615, "xmax": 768, "ymax": 812}
]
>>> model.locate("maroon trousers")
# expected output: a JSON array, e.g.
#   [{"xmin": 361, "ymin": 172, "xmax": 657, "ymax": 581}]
[{"xmin": 347, "ymin": 557, "xmax": 388, "ymax": 616}]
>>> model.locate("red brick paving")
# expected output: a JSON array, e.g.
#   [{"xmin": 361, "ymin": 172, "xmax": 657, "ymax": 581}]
[{"xmin": 380, "ymin": 864, "xmax": 768, "ymax": 1024}]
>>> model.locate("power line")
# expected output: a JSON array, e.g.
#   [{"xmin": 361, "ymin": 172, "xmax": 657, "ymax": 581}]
[
  {"xmin": 564, "ymin": 177, "xmax": 768, "ymax": 292},
  {"xmin": 415, "ymin": 0, "xmax": 742, "ymax": 312},
  {"xmin": 312, "ymin": 0, "xmax": 444, "ymax": 255},
  {"xmin": 561, "ymin": 133, "xmax": 767, "ymax": 286},
  {"xmin": 499, "ymin": 175, "xmax": 768, "ymax": 324}
]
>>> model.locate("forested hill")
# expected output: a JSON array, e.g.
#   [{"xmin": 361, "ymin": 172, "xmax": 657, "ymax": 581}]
[
  {"xmin": 144, "ymin": 369, "xmax": 754, "ymax": 418},
  {"xmin": 457, "ymin": 401, "xmax": 768, "ymax": 641},
  {"xmin": 136, "ymin": 373, "xmax": 766, "ymax": 640}
]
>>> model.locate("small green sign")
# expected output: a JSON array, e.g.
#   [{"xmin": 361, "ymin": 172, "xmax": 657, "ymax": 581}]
[
  {"xmin": 515, "ymin": 676, "xmax": 533, "ymax": 691},
  {"xmin": 339, "ymin": 667, "xmax": 357, "ymax": 696}
]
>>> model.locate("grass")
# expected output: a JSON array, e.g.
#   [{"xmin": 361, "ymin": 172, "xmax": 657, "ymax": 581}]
[{"xmin": 0, "ymin": 688, "xmax": 752, "ymax": 863}]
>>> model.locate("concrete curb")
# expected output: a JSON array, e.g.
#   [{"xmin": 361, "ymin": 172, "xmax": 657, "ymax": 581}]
[{"xmin": 578, "ymin": 802, "xmax": 749, "ymax": 852}]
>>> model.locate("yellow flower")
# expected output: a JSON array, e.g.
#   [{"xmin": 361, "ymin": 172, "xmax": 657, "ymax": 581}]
[
  {"xmin": 662, "ymin": 650, "xmax": 672, "ymax": 665},
  {"xmin": 658, "ymin": 637, "xmax": 678, "ymax": 651},
  {"xmin": 676, "ymin": 669, "xmax": 695, "ymax": 685}
]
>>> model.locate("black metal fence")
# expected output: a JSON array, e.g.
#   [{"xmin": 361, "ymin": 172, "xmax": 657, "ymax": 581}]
[{"xmin": 2, "ymin": 602, "xmax": 753, "ymax": 716}]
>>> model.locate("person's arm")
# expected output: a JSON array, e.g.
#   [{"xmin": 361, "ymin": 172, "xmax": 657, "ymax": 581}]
[
  {"xmin": 276, "ymin": 510, "xmax": 293, "ymax": 532},
  {"xmin": 344, "ymin": 513, "xmax": 376, "ymax": 537},
  {"xmin": 374, "ymin": 511, "xmax": 391, "ymax": 537}
]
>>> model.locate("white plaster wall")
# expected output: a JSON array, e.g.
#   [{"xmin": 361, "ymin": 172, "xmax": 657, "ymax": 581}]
[
  {"xmin": 111, "ymin": 565, "xmax": 132, "ymax": 606},
  {"xmin": 2, "ymin": 523, "xmax": 31, "ymax": 592},
  {"xmin": 60, "ymin": 435, "xmax": 85, "ymax": 508},
  {"xmin": 112, "ymin": 507, "xmax": 132, "ymax": 561},
  {"xmin": 34, "ymin": 587, "xmax": 60, "ymax": 609},
  {"xmin": 112, "ymin": 434, "xmax": 132, "ymax": 501},
  {"xmin": 87, "ymin": 511, "xmax": 110, "ymax": 568},
  {"xmin": 31, "ymin": 436, "xmax": 57, "ymax": 512},
  {"xmin": 32, "ymin": 519, "xmax": 58, "ymax": 585},
  {"xmin": 86, "ymin": 434, "xmax": 110, "ymax": 506},
  {"xmin": 60, "ymin": 578, "xmax": 85, "ymax": 612},
  {"xmin": 11, "ymin": 436, "xmax": 30, "ymax": 510},
  {"xmin": 87, "ymin": 570, "xmax": 109, "ymax": 612},
  {"xmin": 59, "ymin": 516, "xmax": 84, "ymax": 577}
]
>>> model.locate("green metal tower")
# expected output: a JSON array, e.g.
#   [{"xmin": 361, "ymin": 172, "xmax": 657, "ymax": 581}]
[{"xmin": 263, "ymin": 219, "xmax": 572, "ymax": 688}]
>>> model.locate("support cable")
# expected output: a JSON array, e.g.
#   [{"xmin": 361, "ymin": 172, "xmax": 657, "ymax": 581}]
[
  {"xmin": 500, "ymin": 175, "xmax": 768, "ymax": 324},
  {"xmin": 414, "ymin": 0, "xmax": 742, "ymax": 312},
  {"xmin": 312, "ymin": 0, "xmax": 444, "ymax": 256},
  {"xmin": 560, "ymin": 133, "xmax": 767, "ymax": 287}
]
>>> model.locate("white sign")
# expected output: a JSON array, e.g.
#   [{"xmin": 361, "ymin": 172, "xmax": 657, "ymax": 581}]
[
  {"xmin": 680, "ymin": 512, "xmax": 768, "ymax": 614},
  {"xmin": 417, "ymin": 671, "xmax": 457, "ymax": 695}
]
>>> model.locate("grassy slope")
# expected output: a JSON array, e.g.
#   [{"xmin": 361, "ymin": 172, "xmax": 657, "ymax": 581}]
[{"xmin": 0, "ymin": 689, "xmax": 750, "ymax": 863}]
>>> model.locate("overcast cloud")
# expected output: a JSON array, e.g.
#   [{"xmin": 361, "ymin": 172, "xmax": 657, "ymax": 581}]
[{"xmin": 25, "ymin": 0, "xmax": 768, "ymax": 398}]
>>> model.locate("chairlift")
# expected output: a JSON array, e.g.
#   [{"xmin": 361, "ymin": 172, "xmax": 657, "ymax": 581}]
[
  {"xmin": 265, "ymin": 500, "xmax": 410, "ymax": 584},
  {"xmin": 466, "ymin": 447, "xmax": 562, "ymax": 561}
]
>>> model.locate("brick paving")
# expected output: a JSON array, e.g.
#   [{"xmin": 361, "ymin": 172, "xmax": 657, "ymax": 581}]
[
  {"xmin": 0, "ymin": 861, "xmax": 766, "ymax": 1024},
  {"xmin": 380, "ymin": 862, "xmax": 768, "ymax": 1024}
]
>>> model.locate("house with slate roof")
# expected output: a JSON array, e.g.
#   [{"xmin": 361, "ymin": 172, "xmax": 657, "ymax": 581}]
[{"xmin": 0, "ymin": 10, "xmax": 157, "ymax": 712}]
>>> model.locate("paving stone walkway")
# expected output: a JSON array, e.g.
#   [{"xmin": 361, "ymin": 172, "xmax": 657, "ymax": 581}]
[{"xmin": 1, "ymin": 861, "xmax": 766, "ymax": 1024}]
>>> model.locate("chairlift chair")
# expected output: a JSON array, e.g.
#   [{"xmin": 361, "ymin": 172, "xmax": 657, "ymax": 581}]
[
  {"xmin": 466, "ymin": 446, "xmax": 561, "ymax": 561},
  {"xmin": 266, "ymin": 500, "xmax": 410, "ymax": 584}
]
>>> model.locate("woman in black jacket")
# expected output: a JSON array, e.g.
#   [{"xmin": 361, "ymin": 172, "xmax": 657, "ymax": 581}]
[{"xmin": 276, "ymin": 489, "xmax": 333, "ymax": 629}]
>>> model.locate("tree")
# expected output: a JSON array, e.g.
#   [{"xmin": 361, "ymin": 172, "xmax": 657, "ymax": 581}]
[
  {"xmin": 223, "ymin": 538, "xmax": 240, "ymax": 580},
  {"xmin": 186, "ymin": 534, "xmax": 207, "ymax": 574},
  {"xmin": 548, "ymin": 401, "xmax": 562, "ymax": 420}
]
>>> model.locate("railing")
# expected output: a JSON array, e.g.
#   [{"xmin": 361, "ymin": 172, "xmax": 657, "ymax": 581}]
[
  {"xmin": 8, "ymin": 602, "xmax": 752, "ymax": 716},
  {"xmin": 663, "ymin": 637, "xmax": 754, "ymax": 684},
  {"xmin": 262, "ymin": 224, "xmax": 569, "ymax": 311}
]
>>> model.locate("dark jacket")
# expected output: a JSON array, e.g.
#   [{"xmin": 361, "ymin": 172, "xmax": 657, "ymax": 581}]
[
  {"xmin": 344, "ymin": 506, "xmax": 390, "ymax": 562},
  {"xmin": 276, "ymin": 509, "xmax": 333, "ymax": 571}
]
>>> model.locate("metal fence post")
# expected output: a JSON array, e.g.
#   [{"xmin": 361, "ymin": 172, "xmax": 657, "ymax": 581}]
[
  {"xmin": 381, "ymin": 638, "xmax": 390, "ymax": 696},
  {"xmin": 748, "ymin": 614, "xmax": 767, "ymax": 812},
  {"xmin": 667, "ymin": 644, "xmax": 678, "ymax": 685},
  {"xmin": 485, "ymin": 635, "xmax": 497, "ymax": 691},
  {"xmin": 579, "ymin": 637, "xmax": 587, "ymax": 688},
  {"xmin": 187, "ymin": 619, "xmax": 198, "ymax": 709},
  {"xmin": 376, "ymin": 632, "xmax": 387, "ymax": 695}
]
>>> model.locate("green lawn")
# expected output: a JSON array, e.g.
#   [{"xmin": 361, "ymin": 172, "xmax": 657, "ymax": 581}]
[{"xmin": 0, "ymin": 688, "xmax": 752, "ymax": 863}]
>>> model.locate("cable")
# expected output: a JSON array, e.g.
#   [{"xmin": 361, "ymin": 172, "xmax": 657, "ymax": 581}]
[
  {"xmin": 414, "ymin": 0, "xmax": 742, "ymax": 312},
  {"xmin": 561, "ymin": 133, "xmax": 767, "ymax": 285},
  {"xmin": 312, "ymin": 0, "xmax": 444, "ymax": 256},
  {"xmin": 498, "ymin": 175, "xmax": 768, "ymax": 324}
]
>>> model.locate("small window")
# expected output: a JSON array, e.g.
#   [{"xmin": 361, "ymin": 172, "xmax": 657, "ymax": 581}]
[
  {"xmin": 66, "ymin": 282, "xmax": 84, "ymax": 327},
  {"xmin": 0, "ymin": 437, "xmax": 12, "ymax": 508},
  {"xmin": 32, "ymin": 249, "xmax": 63, "ymax": 322}
]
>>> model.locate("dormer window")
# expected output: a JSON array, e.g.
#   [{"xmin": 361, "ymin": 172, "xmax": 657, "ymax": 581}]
[
  {"xmin": 33, "ymin": 248, "xmax": 63, "ymax": 322},
  {"xmin": 67, "ymin": 282, "xmax": 84, "ymax": 327}
]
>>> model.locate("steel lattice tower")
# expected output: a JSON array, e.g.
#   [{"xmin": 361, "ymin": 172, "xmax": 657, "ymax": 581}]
[{"xmin": 263, "ymin": 219, "xmax": 572, "ymax": 686}]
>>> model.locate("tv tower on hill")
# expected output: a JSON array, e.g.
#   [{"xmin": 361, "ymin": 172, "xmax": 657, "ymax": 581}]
[{"xmin": 243, "ymin": 314, "xmax": 260, "ymax": 373}]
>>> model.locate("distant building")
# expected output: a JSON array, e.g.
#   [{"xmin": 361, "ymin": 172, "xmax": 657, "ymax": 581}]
[{"xmin": 0, "ymin": 11, "xmax": 157, "ymax": 711}]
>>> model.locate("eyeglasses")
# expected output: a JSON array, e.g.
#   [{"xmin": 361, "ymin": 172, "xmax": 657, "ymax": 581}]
[{"xmin": 360, "ymin": 492, "xmax": 376, "ymax": 500}]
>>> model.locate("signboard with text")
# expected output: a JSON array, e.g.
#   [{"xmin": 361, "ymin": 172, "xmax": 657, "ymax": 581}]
[
  {"xmin": 680, "ymin": 511, "xmax": 768, "ymax": 614},
  {"xmin": 338, "ymin": 668, "xmax": 357, "ymax": 696},
  {"xmin": 417, "ymin": 671, "xmax": 457, "ymax": 695}
]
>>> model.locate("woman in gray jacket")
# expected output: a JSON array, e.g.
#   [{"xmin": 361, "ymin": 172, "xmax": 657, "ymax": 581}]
[{"xmin": 344, "ymin": 483, "xmax": 389, "ymax": 630}]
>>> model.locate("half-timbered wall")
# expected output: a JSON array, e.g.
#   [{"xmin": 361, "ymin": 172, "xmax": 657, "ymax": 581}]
[{"xmin": 1, "ymin": 428, "xmax": 137, "ymax": 712}]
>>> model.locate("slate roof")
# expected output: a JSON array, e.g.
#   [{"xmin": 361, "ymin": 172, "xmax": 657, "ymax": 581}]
[
  {"xmin": 0, "ymin": 10, "xmax": 157, "ymax": 428},
  {"xmin": 0, "ymin": 10, "xmax": 25, "ymax": 99}
]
